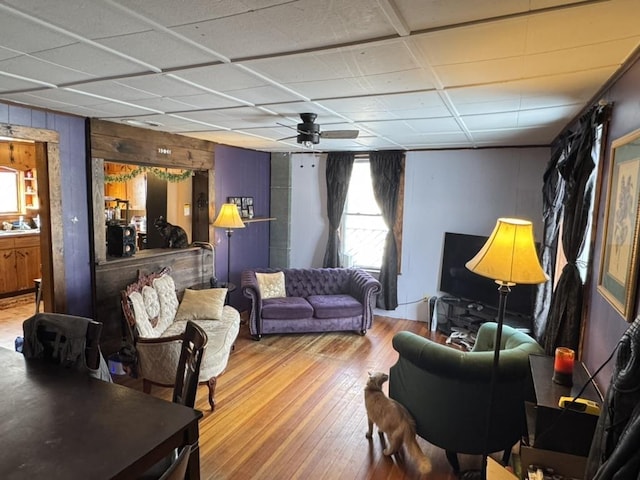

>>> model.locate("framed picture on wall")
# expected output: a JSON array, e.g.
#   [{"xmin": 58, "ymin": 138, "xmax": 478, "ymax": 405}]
[{"xmin": 598, "ymin": 127, "xmax": 640, "ymax": 321}]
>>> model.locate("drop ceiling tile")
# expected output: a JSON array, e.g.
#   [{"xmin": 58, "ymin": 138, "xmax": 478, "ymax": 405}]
[
  {"xmin": 412, "ymin": 20, "xmax": 528, "ymax": 66},
  {"xmin": 170, "ymin": 0, "xmax": 394, "ymax": 59},
  {"xmin": 525, "ymin": 0, "xmax": 640, "ymax": 54},
  {"xmin": 0, "ymin": 12, "xmax": 75, "ymax": 53},
  {"xmin": 522, "ymin": 38, "xmax": 640, "ymax": 78},
  {"xmin": 170, "ymin": 93, "xmax": 246, "ymax": 110},
  {"xmin": 119, "ymin": 0, "xmax": 285, "ymax": 28},
  {"xmin": 0, "ymin": 55, "xmax": 94, "ymax": 86},
  {"xmin": 0, "ymin": 75, "xmax": 47, "ymax": 92},
  {"xmin": 34, "ymin": 44, "xmax": 151, "ymax": 77},
  {"xmin": 394, "ymin": 0, "xmax": 534, "ymax": 31},
  {"xmin": 98, "ymin": 31, "xmax": 219, "ymax": 70},
  {"xmin": 117, "ymin": 74, "xmax": 209, "ymax": 97},
  {"xmin": 69, "ymin": 80, "xmax": 159, "ymax": 102},
  {"xmin": 432, "ymin": 58, "xmax": 525, "ymax": 88},
  {"xmin": 5, "ymin": 0, "xmax": 151, "ymax": 38}
]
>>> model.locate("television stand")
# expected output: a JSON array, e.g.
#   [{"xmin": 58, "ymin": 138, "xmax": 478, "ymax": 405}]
[{"xmin": 435, "ymin": 295, "xmax": 532, "ymax": 335}]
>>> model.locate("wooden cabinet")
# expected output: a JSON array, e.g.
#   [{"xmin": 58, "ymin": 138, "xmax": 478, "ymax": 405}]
[{"xmin": 0, "ymin": 234, "xmax": 41, "ymax": 294}]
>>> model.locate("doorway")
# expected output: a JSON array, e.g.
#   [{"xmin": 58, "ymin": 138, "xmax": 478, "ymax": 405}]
[{"xmin": 0, "ymin": 123, "xmax": 64, "ymax": 313}]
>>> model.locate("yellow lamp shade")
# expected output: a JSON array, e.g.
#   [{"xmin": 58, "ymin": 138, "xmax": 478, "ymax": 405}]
[
  {"xmin": 465, "ymin": 218, "xmax": 548, "ymax": 285},
  {"xmin": 213, "ymin": 203, "xmax": 245, "ymax": 229}
]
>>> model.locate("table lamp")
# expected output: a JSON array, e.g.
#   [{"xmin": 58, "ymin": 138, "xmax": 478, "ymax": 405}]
[
  {"xmin": 465, "ymin": 218, "xmax": 549, "ymax": 480},
  {"xmin": 213, "ymin": 203, "xmax": 245, "ymax": 287}
]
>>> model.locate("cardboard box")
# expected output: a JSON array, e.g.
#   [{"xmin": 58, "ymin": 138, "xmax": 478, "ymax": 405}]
[{"xmin": 519, "ymin": 446, "xmax": 587, "ymax": 480}]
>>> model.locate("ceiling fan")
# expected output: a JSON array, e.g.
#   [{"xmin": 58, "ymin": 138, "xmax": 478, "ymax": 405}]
[{"xmin": 279, "ymin": 113, "xmax": 359, "ymax": 146}]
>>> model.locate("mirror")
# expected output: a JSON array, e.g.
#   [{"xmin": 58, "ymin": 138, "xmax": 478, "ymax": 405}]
[{"xmin": 103, "ymin": 161, "xmax": 193, "ymax": 251}]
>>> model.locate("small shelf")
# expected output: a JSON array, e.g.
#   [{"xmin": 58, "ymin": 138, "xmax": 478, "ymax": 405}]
[{"xmin": 243, "ymin": 217, "xmax": 276, "ymax": 224}]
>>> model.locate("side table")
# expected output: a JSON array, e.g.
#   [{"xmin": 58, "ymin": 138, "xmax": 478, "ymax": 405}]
[{"xmin": 527, "ymin": 354, "xmax": 602, "ymax": 456}]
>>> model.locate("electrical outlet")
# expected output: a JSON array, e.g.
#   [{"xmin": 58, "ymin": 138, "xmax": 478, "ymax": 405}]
[{"xmin": 422, "ymin": 295, "xmax": 430, "ymax": 303}]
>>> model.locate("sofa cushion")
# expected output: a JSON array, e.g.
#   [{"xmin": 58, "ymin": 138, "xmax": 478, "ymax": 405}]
[
  {"xmin": 307, "ymin": 294, "xmax": 363, "ymax": 319},
  {"xmin": 256, "ymin": 271, "xmax": 286, "ymax": 299},
  {"xmin": 141, "ymin": 285, "xmax": 160, "ymax": 326},
  {"xmin": 175, "ymin": 288, "xmax": 227, "ymax": 321},
  {"xmin": 153, "ymin": 274, "xmax": 179, "ymax": 334},
  {"xmin": 261, "ymin": 296, "xmax": 314, "ymax": 320},
  {"xmin": 128, "ymin": 291, "xmax": 160, "ymax": 338}
]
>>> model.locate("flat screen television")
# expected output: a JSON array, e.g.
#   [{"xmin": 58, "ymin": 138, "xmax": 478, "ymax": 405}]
[{"xmin": 438, "ymin": 232, "xmax": 537, "ymax": 317}]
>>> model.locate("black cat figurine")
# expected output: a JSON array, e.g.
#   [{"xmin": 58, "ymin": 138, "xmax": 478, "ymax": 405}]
[{"xmin": 154, "ymin": 216, "xmax": 189, "ymax": 248}]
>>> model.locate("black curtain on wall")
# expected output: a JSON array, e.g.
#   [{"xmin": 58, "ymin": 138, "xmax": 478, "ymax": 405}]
[
  {"xmin": 540, "ymin": 104, "xmax": 610, "ymax": 354},
  {"xmin": 532, "ymin": 143, "xmax": 565, "ymax": 341},
  {"xmin": 370, "ymin": 150, "xmax": 404, "ymax": 310},
  {"xmin": 323, "ymin": 152, "xmax": 355, "ymax": 268}
]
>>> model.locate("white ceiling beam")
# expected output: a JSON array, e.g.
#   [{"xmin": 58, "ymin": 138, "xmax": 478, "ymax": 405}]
[{"xmin": 376, "ymin": 0, "xmax": 411, "ymax": 36}]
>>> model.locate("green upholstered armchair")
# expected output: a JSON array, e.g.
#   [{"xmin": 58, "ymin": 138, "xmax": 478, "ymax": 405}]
[{"xmin": 389, "ymin": 322, "xmax": 543, "ymax": 473}]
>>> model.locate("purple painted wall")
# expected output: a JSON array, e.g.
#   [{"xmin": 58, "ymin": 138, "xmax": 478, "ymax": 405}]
[
  {"xmin": 214, "ymin": 144, "xmax": 271, "ymax": 310},
  {"xmin": 583, "ymin": 57, "xmax": 640, "ymax": 389},
  {"xmin": 0, "ymin": 103, "xmax": 91, "ymax": 317}
]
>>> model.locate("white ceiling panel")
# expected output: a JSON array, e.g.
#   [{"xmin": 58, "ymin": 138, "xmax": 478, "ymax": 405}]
[
  {"xmin": 33, "ymin": 44, "xmax": 150, "ymax": 77},
  {"xmin": 0, "ymin": 0, "xmax": 637, "ymax": 151},
  {"xmin": 0, "ymin": 55, "xmax": 94, "ymax": 86},
  {"xmin": 98, "ymin": 31, "xmax": 217, "ymax": 70}
]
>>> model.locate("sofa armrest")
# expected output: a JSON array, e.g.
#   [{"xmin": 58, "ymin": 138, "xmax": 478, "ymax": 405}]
[
  {"xmin": 135, "ymin": 334, "xmax": 183, "ymax": 386},
  {"xmin": 241, "ymin": 270, "xmax": 263, "ymax": 337},
  {"xmin": 348, "ymin": 269, "xmax": 382, "ymax": 334},
  {"xmin": 348, "ymin": 269, "xmax": 382, "ymax": 303}
]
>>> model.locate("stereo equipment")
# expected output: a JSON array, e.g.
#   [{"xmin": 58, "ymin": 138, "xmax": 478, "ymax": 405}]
[{"xmin": 107, "ymin": 225, "xmax": 136, "ymax": 257}]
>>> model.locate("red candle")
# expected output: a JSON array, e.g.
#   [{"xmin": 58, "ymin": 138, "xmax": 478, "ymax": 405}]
[{"xmin": 554, "ymin": 347, "xmax": 575, "ymax": 374}]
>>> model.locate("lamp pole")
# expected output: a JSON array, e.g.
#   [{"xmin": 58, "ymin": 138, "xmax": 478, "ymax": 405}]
[{"xmin": 481, "ymin": 282, "xmax": 510, "ymax": 480}]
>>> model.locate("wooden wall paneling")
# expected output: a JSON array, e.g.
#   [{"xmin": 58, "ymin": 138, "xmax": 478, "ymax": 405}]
[
  {"xmin": 40, "ymin": 140, "xmax": 65, "ymax": 312},
  {"xmin": 90, "ymin": 119, "xmax": 213, "ymax": 170},
  {"xmin": 92, "ymin": 158, "xmax": 107, "ymax": 264}
]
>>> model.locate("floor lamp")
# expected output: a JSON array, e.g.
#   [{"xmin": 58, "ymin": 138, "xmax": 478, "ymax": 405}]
[
  {"xmin": 213, "ymin": 203, "xmax": 245, "ymax": 287},
  {"xmin": 465, "ymin": 218, "xmax": 548, "ymax": 480}
]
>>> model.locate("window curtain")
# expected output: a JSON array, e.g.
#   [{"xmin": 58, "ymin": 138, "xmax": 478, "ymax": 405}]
[
  {"xmin": 532, "ymin": 143, "xmax": 565, "ymax": 341},
  {"xmin": 322, "ymin": 152, "xmax": 355, "ymax": 268},
  {"xmin": 370, "ymin": 150, "xmax": 405, "ymax": 310},
  {"xmin": 540, "ymin": 104, "xmax": 610, "ymax": 354}
]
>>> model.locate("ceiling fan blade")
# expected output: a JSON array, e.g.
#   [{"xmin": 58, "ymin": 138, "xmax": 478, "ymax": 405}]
[
  {"xmin": 276, "ymin": 135, "xmax": 297, "ymax": 141},
  {"xmin": 320, "ymin": 129, "xmax": 359, "ymax": 139}
]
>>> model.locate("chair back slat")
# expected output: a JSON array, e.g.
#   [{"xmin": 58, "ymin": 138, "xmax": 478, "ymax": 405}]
[{"xmin": 172, "ymin": 321, "xmax": 207, "ymax": 408}]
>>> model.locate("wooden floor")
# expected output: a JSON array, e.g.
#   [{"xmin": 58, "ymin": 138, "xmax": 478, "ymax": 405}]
[{"xmin": 0, "ymin": 299, "xmax": 489, "ymax": 479}]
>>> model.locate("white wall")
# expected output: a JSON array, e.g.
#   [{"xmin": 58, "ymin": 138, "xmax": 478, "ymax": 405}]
[{"xmin": 289, "ymin": 147, "xmax": 549, "ymax": 321}]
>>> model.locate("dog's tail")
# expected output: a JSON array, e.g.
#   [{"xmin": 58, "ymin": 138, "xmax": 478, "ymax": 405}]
[{"xmin": 404, "ymin": 430, "xmax": 432, "ymax": 475}]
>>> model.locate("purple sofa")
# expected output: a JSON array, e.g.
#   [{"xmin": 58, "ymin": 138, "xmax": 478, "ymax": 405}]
[{"xmin": 241, "ymin": 268, "xmax": 381, "ymax": 340}]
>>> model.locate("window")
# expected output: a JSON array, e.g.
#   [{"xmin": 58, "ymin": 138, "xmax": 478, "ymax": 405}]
[
  {"xmin": 342, "ymin": 159, "xmax": 387, "ymax": 270},
  {"xmin": 0, "ymin": 167, "xmax": 19, "ymax": 214}
]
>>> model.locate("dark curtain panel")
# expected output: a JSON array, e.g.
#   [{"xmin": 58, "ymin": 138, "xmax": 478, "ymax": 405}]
[
  {"xmin": 322, "ymin": 152, "xmax": 355, "ymax": 268},
  {"xmin": 541, "ymin": 105, "xmax": 610, "ymax": 354},
  {"xmin": 532, "ymin": 143, "xmax": 565, "ymax": 340},
  {"xmin": 370, "ymin": 150, "xmax": 405, "ymax": 310}
]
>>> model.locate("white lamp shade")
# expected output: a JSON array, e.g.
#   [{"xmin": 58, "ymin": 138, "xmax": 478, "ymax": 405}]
[
  {"xmin": 465, "ymin": 218, "xmax": 548, "ymax": 285},
  {"xmin": 213, "ymin": 203, "xmax": 245, "ymax": 229}
]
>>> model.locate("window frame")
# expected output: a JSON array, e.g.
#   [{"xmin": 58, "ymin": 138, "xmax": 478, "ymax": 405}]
[
  {"xmin": 0, "ymin": 166, "xmax": 21, "ymax": 215},
  {"xmin": 340, "ymin": 155, "xmax": 404, "ymax": 273}
]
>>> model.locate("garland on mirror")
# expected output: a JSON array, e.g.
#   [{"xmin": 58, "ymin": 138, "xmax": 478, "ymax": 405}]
[{"xmin": 105, "ymin": 166, "xmax": 193, "ymax": 183}]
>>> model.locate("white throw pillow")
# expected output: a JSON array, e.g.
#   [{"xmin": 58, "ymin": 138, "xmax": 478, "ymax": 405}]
[{"xmin": 256, "ymin": 272, "xmax": 286, "ymax": 299}]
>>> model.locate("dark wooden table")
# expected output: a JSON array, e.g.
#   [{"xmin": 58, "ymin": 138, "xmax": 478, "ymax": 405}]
[{"xmin": 0, "ymin": 347, "xmax": 202, "ymax": 479}]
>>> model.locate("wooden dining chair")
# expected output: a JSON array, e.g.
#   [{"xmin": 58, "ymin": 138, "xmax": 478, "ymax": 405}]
[
  {"xmin": 157, "ymin": 444, "xmax": 193, "ymax": 480},
  {"xmin": 139, "ymin": 321, "xmax": 207, "ymax": 480},
  {"xmin": 173, "ymin": 320, "xmax": 208, "ymax": 408},
  {"xmin": 25, "ymin": 313, "xmax": 105, "ymax": 373}
]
